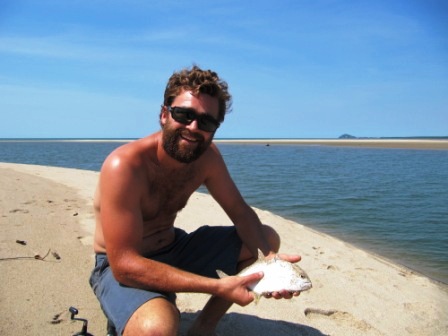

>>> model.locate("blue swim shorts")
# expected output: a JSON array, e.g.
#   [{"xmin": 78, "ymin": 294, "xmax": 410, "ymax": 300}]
[{"xmin": 89, "ymin": 225, "xmax": 242, "ymax": 335}]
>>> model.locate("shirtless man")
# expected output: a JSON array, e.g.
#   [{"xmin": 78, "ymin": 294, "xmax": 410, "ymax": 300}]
[{"xmin": 90, "ymin": 66, "xmax": 301, "ymax": 336}]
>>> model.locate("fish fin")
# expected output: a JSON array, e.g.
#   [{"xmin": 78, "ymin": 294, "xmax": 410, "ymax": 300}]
[
  {"xmin": 257, "ymin": 249, "xmax": 265, "ymax": 260},
  {"xmin": 216, "ymin": 270, "xmax": 229, "ymax": 278}
]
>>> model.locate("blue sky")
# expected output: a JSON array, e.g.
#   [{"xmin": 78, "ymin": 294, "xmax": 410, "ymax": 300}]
[{"xmin": 0, "ymin": 0, "xmax": 447, "ymax": 139}]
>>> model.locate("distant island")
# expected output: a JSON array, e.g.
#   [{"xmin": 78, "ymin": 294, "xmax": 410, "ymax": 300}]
[{"xmin": 339, "ymin": 134, "xmax": 357, "ymax": 139}]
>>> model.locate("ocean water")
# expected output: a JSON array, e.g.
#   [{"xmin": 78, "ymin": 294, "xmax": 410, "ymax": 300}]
[{"xmin": 1, "ymin": 140, "xmax": 447, "ymax": 284}]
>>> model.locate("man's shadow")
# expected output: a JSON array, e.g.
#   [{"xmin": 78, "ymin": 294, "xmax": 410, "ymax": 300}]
[{"xmin": 180, "ymin": 312, "xmax": 327, "ymax": 336}]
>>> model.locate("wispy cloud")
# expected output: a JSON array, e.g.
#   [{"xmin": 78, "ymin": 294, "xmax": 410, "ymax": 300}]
[{"xmin": 0, "ymin": 35, "xmax": 133, "ymax": 62}]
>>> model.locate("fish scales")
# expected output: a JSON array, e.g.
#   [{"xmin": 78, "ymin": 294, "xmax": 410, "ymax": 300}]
[{"xmin": 217, "ymin": 249, "xmax": 312, "ymax": 300}]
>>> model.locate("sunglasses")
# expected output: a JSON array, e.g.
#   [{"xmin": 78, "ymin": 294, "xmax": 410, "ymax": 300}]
[{"xmin": 167, "ymin": 106, "xmax": 220, "ymax": 132}]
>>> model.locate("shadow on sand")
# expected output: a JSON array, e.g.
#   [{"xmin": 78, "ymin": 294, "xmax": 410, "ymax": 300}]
[{"xmin": 180, "ymin": 311, "xmax": 327, "ymax": 336}]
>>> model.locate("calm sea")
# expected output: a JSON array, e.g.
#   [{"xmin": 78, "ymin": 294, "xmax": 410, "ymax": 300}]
[{"xmin": 1, "ymin": 140, "xmax": 447, "ymax": 284}]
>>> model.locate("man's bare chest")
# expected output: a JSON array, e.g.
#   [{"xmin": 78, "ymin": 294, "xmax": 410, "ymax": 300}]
[{"xmin": 141, "ymin": 170, "xmax": 202, "ymax": 220}]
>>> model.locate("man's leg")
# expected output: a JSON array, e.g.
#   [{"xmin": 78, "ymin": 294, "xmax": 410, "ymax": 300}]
[
  {"xmin": 123, "ymin": 298, "xmax": 179, "ymax": 336},
  {"xmin": 90, "ymin": 253, "xmax": 178, "ymax": 336},
  {"xmin": 187, "ymin": 225, "xmax": 280, "ymax": 336}
]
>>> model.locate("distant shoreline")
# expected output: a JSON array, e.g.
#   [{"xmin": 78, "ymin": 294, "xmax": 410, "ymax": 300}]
[
  {"xmin": 1, "ymin": 138, "xmax": 448, "ymax": 149},
  {"xmin": 215, "ymin": 139, "xmax": 448, "ymax": 150}
]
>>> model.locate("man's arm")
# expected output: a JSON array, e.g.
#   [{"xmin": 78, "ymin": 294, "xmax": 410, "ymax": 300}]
[
  {"xmin": 204, "ymin": 145, "xmax": 273, "ymax": 257},
  {"xmin": 99, "ymin": 150, "xmax": 261, "ymax": 305},
  {"xmin": 204, "ymin": 145, "xmax": 302, "ymax": 299}
]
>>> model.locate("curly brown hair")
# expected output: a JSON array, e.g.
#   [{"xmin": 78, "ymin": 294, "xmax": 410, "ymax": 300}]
[{"xmin": 162, "ymin": 65, "xmax": 232, "ymax": 123}]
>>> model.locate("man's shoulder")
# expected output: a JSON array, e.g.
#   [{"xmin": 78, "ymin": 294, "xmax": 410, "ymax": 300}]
[
  {"xmin": 205, "ymin": 142, "xmax": 221, "ymax": 156},
  {"xmin": 102, "ymin": 135, "xmax": 159, "ymax": 171},
  {"xmin": 197, "ymin": 142, "xmax": 226, "ymax": 171},
  {"xmin": 117, "ymin": 135, "xmax": 158, "ymax": 156}
]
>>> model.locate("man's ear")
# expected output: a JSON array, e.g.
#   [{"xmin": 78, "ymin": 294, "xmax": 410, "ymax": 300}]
[{"xmin": 160, "ymin": 106, "xmax": 168, "ymax": 127}]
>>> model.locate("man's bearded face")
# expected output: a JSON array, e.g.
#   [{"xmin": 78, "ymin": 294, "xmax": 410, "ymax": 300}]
[{"xmin": 162, "ymin": 118, "xmax": 213, "ymax": 163}]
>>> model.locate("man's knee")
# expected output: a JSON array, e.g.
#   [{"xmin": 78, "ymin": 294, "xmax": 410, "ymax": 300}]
[
  {"xmin": 123, "ymin": 298, "xmax": 179, "ymax": 336},
  {"xmin": 262, "ymin": 224, "xmax": 280, "ymax": 252},
  {"xmin": 237, "ymin": 224, "xmax": 281, "ymax": 270}
]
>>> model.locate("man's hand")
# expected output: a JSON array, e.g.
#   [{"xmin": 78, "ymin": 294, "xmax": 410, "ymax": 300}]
[
  {"xmin": 264, "ymin": 253, "xmax": 302, "ymax": 300},
  {"xmin": 264, "ymin": 290, "xmax": 301, "ymax": 299},
  {"xmin": 217, "ymin": 272, "xmax": 264, "ymax": 306},
  {"xmin": 270, "ymin": 253, "xmax": 301, "ymax": 263}
]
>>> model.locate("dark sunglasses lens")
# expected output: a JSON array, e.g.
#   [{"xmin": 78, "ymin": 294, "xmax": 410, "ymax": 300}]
[
  {"xmin": 171, "ymin": 107, "xmax": 218, "ymax": 132},
  {"xmin": 198, "ymin": 117, "xmax": 218, "ymax": 132},
  {"xmin": 171, "ymin": 108, "xmax": 191, "ymax": 124}
]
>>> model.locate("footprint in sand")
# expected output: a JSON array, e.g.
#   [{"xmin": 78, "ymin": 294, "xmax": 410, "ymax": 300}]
[
  {"xmin": 304, "ymin": 308, "xmax": 376, "ymax": 333},
  {"xmin": 325, "ymin": 264, "xmax": 339, "ymax": 271},
  {"xmin": 312, "ymin": 246, "xmax": 325, "ymax": 256},
  {"xmin": 9, "ymin": 208, "xmax": 29, "ymax": 214}
]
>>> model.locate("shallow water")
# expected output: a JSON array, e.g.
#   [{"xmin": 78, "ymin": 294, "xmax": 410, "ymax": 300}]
[{"xmin": 1, "ymin": 140, "xmax": 447, "ymax": 283}]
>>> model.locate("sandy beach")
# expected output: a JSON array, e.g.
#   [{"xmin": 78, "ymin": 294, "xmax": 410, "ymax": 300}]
[
  {"xmin": 1, "ymin": 162, "xmax": 447, "ymax": 336},
  {"xmin": 214, "ymin": 139, "xmax": 448, "ymax": 150}
]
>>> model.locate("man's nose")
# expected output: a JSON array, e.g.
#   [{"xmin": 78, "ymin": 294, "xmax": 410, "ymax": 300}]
[{"xmin": 186, "ymin": 119, "xmax": 200, "ymax": 131}]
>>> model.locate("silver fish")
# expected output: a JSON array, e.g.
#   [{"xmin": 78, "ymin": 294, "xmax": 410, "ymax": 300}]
[{"xmin": 217, "ymin": 249, "xmax": 312, "ymax": 301}]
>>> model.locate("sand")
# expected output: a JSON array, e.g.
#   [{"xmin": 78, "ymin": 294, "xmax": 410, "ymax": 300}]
[
  {"xmin": 214, "ymin": 139, "xmax": 448, "ymax": 150},
  {"xmin": 1, "ymin": 162, "xmax": 447, "ymax": 336}
]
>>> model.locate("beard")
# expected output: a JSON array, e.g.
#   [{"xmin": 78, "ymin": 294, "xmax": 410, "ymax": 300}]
[{"xmin": 162, "ymin": 123, "xmax": 213, "ymax": 164}]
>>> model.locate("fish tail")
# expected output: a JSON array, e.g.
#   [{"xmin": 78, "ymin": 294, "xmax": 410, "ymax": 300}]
[{"xmin": 216, "ymin": 270, "xmax": 229, "ymax": 278}]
